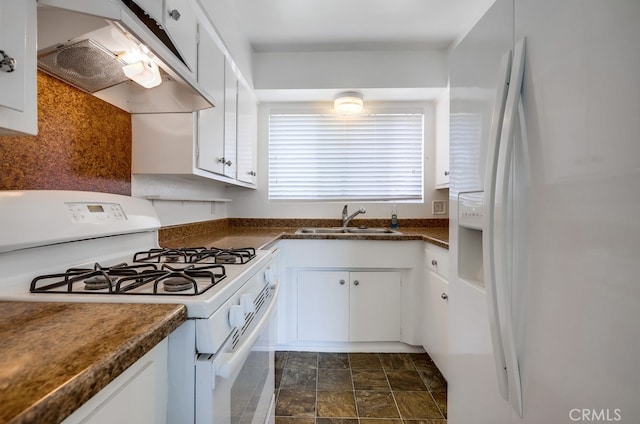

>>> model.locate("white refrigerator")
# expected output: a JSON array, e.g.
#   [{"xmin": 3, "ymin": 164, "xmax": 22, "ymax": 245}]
[{"xmin": 448, "ymin": 0, "xmax": 640, "ymax": 423}]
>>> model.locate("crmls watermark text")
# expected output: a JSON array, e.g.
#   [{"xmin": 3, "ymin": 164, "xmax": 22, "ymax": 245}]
[{"xmin": 569, "ymin": 409, "xmax": 621, "ymax": 422}]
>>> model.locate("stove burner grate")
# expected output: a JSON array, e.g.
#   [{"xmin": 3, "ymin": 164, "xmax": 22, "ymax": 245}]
[
  {"xmin": 132, "ymin": 247, "xmax": 205, "ymax": 264},
  {"xmin": 132, "ymin": 246, "xmax": 257, "ymax": 265},
  {"xmin": 30, "ymin": 262, "xmax": 226, "ymax": 296},
  {"xmin": 191, "ymin": 247, "xmax": 256, "ymax": 264}
]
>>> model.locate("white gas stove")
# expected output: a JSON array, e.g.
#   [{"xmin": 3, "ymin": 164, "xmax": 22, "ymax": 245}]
[{"xmin": 0, "ymin": 190, "xmax": 278, "ymax": 424}]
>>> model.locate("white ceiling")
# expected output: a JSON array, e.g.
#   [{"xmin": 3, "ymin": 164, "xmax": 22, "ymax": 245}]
[{"xmin": 230, "ymin": 0, "xmax": 495, "ymax": 53}]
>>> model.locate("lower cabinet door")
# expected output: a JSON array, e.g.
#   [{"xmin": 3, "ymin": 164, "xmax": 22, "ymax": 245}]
[
  {"xmin": 425, "ymin": 271, "xmax": 449, "ymax": 378},
  {"xmin": 62, "ymin": 339, "xmax": 169, "ymax": 424},
  {"xmin": 349, "ymin": 271, "xmax": 402, "ymax": 342},
  {"xmin": 297, "ymin": 270, "xmax": 349, "ymax": 342}
]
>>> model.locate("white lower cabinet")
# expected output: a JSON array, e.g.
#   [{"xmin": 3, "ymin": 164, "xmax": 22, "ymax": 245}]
[
  {"xmin": 0, "ymin": 0, "xmax": 37, "ymax": 135},
  {"xmin": 62, "ymin": 338, "xmax": 169, "ymax": 424},
  {"xmin": 423, "ymin": 244, "xmax": 449, "ymax": 378},
  {"xmin": 297, "ymin": 270, "xmax": 402, "ymax": 343}
]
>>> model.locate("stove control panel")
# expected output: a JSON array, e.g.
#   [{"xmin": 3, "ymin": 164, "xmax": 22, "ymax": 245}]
[{"xmin": 66, "ymin": 202, "xmax": 127, "ymax": 223}]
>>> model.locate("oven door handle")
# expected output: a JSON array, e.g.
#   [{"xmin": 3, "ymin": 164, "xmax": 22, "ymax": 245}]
[{"xmin": 215, "ymin": 284, "xmax": 279, "ymax": 379}]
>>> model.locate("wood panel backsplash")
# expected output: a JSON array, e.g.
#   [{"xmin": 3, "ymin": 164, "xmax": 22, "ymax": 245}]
[{"xmin": 0, "ymin": 72, "xmax": 132, "ymax": 195}]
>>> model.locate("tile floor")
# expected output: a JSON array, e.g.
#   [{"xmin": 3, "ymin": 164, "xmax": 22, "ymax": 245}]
[{"xmin": 274, "ymin": 351, "xmax": 447, "ymax": 424}]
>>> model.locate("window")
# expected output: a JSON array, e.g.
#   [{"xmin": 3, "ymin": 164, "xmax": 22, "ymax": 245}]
[{"xmin": 268, "ymin": 112, "xmax": 424, "ymax": 201}]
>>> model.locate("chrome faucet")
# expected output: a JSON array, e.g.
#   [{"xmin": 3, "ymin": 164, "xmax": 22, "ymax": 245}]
[{"xmin": 342, "ymin": 205, "xmax": 366, "ymax": 228}]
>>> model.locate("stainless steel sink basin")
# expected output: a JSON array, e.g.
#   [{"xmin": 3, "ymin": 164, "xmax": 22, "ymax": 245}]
[{"xmin": 295, "ymin": 227, "xmax": 401, "ymax": 235}]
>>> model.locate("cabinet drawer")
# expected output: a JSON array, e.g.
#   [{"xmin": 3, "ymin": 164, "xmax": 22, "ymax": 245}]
[{"xmin": 425, "ymin": 246, "xmax": 449, "ymax": 279}]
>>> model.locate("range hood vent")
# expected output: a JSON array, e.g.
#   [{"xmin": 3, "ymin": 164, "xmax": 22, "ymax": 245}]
[
  {"xmin": 119, "ymin": 0, "xmax": 187, "ymax": 70},
  {"xmin": 36, "ymin": 2, "xmax": 212, "ymax": 113},
  {"xmin": 38, "ymin": 39, "xmax": 129, "ymax": 93}
]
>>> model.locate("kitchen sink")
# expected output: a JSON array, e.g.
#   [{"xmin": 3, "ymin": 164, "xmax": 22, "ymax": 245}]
[{"xmin": 295, "ymin": 227, "xmax": 401, "ymax": 235}]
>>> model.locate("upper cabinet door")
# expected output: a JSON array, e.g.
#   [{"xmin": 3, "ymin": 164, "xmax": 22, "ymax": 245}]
[
  {"xmin": 163, "ymin": 0, "xmax": 197, "ymax": 74},
  {"xmin": 0, "ymin": 0, "xmax": 37, "ymax": 135},
  {"xmin": 223, "ymin": 59, "xmax": 238, "ymax": 178},
  {"xmin": 196, "ymin": 23, "xmax": 225, "ymax": 175},
  {"xmin": 134, "ymin": 0, "xmax": 163, "ymax": 23},
  {"xmin": 236, "ymin": 81, "xmax": 257, "ymax": 184},
  {"xmin": 435, "ymin": 90, "xmax": 450, "ymax": 189}
]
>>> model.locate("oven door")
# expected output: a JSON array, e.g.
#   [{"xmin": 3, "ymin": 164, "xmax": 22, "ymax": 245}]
[{"xmin": 196, "ymin": 284, "xmax": 278, "ymax": 424}]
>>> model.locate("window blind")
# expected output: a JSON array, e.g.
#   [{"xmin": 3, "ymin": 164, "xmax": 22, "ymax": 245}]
[{"xmin": 268, "ymin": 113, "xmax": 424, "ymax": 201}]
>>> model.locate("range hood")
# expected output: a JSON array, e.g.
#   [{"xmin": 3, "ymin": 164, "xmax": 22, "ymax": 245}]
[{"xmin": 37, "ymin": 1, "xmax": 213, "ymax": 113}]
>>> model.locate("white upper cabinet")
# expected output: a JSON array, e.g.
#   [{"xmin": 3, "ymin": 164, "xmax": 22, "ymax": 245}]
[
  {"xmin": 435, "ymin": 89, "xmax": 450, "ymax": 188},
  {"xmin": 163, "ymin": 0, "xmax": 197, "ymax": 74},
  {"xmin": 236, "ymin": 80, "xmax": 257, "ymax": 184},
  {"xmin": 131, "ymin": 2, "xmax": 258, "ymax": 190},
  {"xmin": 223, "ymin": 59, "xmax": 238, "ymax": 178},
  {"xmin": 0, "ymin": 0, "xmax": 37, "ymax": 135},
  {"xmin": 134, "ymin": 0, "xmax": 163, "ymax": 23},
  {"xmin": 196, "ymin": 23, "xmax": 225, "ymax": 175}
]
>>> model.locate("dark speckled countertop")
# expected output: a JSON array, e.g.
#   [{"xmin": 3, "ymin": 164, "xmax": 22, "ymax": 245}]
[
  {"xmin": 160, "ymin": 219, "xmax": 449, "ymax": 250},
  {"xmin": 0, "ymin": 302, "xmax": 186, "ymax": 424}
]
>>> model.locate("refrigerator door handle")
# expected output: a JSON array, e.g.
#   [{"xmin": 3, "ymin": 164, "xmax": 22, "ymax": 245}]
[
  {"xmin": 494, "ymin": 36, "xmax": 527, "ymax": 418},
  {"xmin": 482, "ymin": 50, "xmax": 512, "ymax": 404}
]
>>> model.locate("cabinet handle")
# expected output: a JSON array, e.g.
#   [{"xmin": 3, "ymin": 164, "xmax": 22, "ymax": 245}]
[
  {"xmin": 441, "ymin": 293, "xmax": 448, "ymax": 300},
  {"xmin": 218, "ymin": 158, "xmax": 233, "ymax": 166},
  {"xmin": 444, "ymin": 171, "xmax": 450, "ymax": 176},
  {"xmin": 248, "ymin": 171, "xmax": 256, "ymax": 176},
  {"xmin": 431, "ymin": 259, "xmax": 438, "ymax": 266},
  {"xmin": 225, "ymin": 160, "xmax": 233, "ymax": 166},
  {"xmin": 0, "ymin": 50, "xmax": 16, "ymax": 73},
  {"xmin": 353, "ymin": 280, "xmax": 360, "ymax": 286},
  {"xmin": 339, "ymin": 279, "xmax": 345, "ymax": 285},
  {"xmin": 168, "ymin": 9, "xmax": 181, "ymax": 21}
]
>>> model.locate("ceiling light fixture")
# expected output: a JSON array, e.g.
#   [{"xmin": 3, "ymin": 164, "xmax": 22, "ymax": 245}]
[{"xmin": 334, "ymin": 91, "xmax": 364, "ymax": 114}]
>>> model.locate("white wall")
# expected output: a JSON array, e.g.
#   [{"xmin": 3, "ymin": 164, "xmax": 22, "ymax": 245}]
[
  {"xmin": 253, "ymin": 50, "xmax": 448, "ymax": 91},
  {"xmin": 226, "ymin": 101, "xmax": 449, "ymax": 219}
]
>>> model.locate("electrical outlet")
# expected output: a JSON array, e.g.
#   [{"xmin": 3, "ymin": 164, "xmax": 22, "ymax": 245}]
[{"xmin": 432, "ymin": 200, "xmax": 447, "ymax": 215}]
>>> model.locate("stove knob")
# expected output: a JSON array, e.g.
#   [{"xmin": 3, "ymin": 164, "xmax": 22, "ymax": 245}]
[
  {"xmin": 264, "ymin": 268, "xmax": 275, "ymax": 285},
  {"xmin": 229, "ymin": 305, "xmax": 245, "ymax": 328},
  {"xmin": 240, "ymin": 294, "xmax": 255, "ymax": 314}
]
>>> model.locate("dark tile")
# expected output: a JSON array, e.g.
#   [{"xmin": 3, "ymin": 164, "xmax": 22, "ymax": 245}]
[
  {"xmin": 318, "ymin": 352, "xmax": 350, "ymax": 369},
  {"xmin": 430, "ymin": 390, "xmax": 447, "ymax": 418},
  {"xmin": 275, "ymin": 389, "xmax": 316, "ymax": 417},
  {"xmin": 386, "ymin": 370, "xmax": 427, "ymax": 391},
  {"xmin": 276, "ymin": 351, "xmax": 289, "ymax": 370},
  {"xmin": 355, "ymin": 390, "xmax": 400, "ymax": 418},
  {"xmin": 379, "ymin": 353, "xmax": 415, "ymax": 370},
  {"xmin": 280, "ymin": 368, "xmax": 317, "ymax": 390},
  {"xmin": 317, "ymin": 419, "xmax": 359, "ymax": 424},
  {"xmin": 409, "ymin": 352, "xmax": 435, "ymax": 370},
  {"xmin": 418, "ymin": 369, "xmax": 447, "ymax": 391},
  {"xmin": 352, "ymin": 369, "xmax": 390, "ymax": 391},
  {"xmin": 317, "ymin": 391, "xmax": 357, "ymax": 418},
  {"xmin": 286, "ymin": 351, "xmax": 318, "ymax": 369},
  {"xmin": 349, "ymin": 353, "xmax": 382, "ymax": 369},
  {"xmin": 318, "ymin": 369, "xmax": 353, "ymax": 391},
  {"xmin": 359, "ymin": 420, "xmax": 403, "ymax": 424},
  {"xmin": 403, "ymin": 420, "xmax": 447, "ymax": 424},
  {"xmin": 275, "ymin": 418, "xmax": 315, "ymax": 424},
  {"xmin": 394, "ymin": 391, "xmax": 443, "ymax": 420},
  {"xmin": 275, "ymin": 367, "xmax": 284, "ymax": 389}
]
